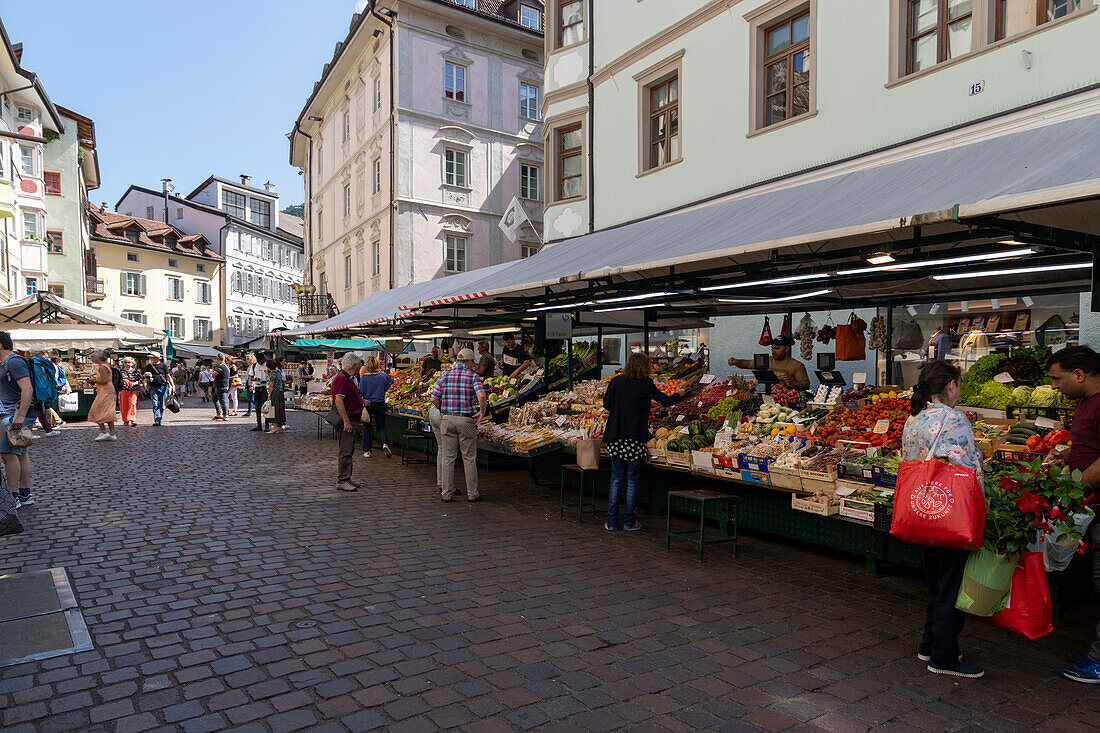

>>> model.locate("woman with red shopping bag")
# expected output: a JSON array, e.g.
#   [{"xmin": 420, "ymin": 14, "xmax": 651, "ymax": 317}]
[{"xmin": 900, "ymin": 361, "xmax": 987, "ymax": 679}]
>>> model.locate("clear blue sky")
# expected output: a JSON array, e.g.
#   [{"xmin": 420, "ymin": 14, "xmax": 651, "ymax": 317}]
[{"xmin": 4, "ymin": 1, "xmax": 360, "ymax": 211}]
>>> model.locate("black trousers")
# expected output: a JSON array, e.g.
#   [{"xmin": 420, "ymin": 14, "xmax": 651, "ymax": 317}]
[
  {"xmin": 919, "ymin": 546, "xmax": 969, "ymax": 668},
  {"xmin": 253, "ymin": 386, "xmax": 269, "ymax": 429}
]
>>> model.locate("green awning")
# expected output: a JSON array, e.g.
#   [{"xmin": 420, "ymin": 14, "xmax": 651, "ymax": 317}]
[{"xmin": 293, "ymin": 338, "xmax": 386, "ymax": 351}]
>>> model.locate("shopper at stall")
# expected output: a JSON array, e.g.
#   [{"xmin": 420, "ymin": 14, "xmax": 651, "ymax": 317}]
[
  {"xmin": 171, "ymin": 362, "xmax": 188, "ymax": 402},
  {"xmin": 198, "ymin": 364, "xmax": 213, "ymax": 402},
  {"xmin": 143, "ymin": 353, "xmax": 172, "ymax": 426},
  {"xmin": 49, "ymin": 353, "xmax": 70, "ymax": 431},
  {"xmin": 422, "ymin": 347, "xmax": 443, "ymax": 376},
  {"xmin": 332, "ymin": 352, "xmax": 364, "ymax": 492},
  {"xmin": 426, "ymin": 402, "xmax": 446, "ymax": 493},
  {"xmin": 602, "ymin": 352, "xmax": 686, "ymax": 532},
  {"xmin": 211, "ymin": 354, "xmax": 230, "ymax": 421},
  {"xmin": 0, "ymin": 331, "xmax": 36, "ymax": 506},
  {"xmin": 1044, "ymin": 345, "xmax": 1100, "ymax": 684},
  {"xmin": 226, "ymin": 356, "xmax": 241, "ymax": 416},
  {"xmin": 727, "ymin": 335, "xmax": 810, "ymax": 390},
  {"xmin": 250, "ymin": 353, "xmax": 269, "ymax": 432},
  {"xmin": 474, "ymin": 341, "xmax": 495, "ymax": 378},
  {"xmin": 431, "ymin": 348, "xmax": 487, "ymax": 502},
  {"xmin": 266, "ymin": 357, "xmax": 287, "ymax": 434},
  {"xmin": 358, "ymin": 356, "xmax": 393, "ymax": 459},
  {"xmin": 297, "ymin": 361, "xmax": 314, "ymax": 397},
  {"xmin": 902, "ymin": 359, "xmax": 985, "ymax": 679},
  {"xmin": 87, "ymin": 348, "xmax": 118, "ymax": 443},
  {"xmin": 27, "ymin": 347, "xmax": 58, "ymax": 437},
  {"xmin": 118, "ymin": 357, "xmax": 142, "ymax": 427},
  {"xmin": 499, "ymin": 334, "xmax": 530, "ymax": 377},
  {"xmin": 243, "ymin": 353, "xmax": 256, "ymax": 418}
]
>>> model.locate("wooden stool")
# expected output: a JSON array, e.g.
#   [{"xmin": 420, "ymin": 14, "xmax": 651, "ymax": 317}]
[
  {"xmin": 560, "ymin": 464, "xmax": 602, "ymax": 522},
  {"xmin": 666, "ymin": 489, "xmax": 738, "ymax": 561}
]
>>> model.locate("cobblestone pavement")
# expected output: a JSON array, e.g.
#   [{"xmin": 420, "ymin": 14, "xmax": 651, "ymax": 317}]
[{"xmin": 0, "ymin": 399, "xmax": 1096, "ymax": 733}]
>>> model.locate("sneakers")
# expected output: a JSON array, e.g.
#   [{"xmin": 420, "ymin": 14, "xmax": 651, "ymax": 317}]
[
  {"xmin": 336, "ymin": 481, "xmax": 358, "ymax": 492},
  {"xmin": 17, "ymin": 493, "xmax": 33, "ymax": 506},
  {"xmin": 106, "ymin": 435, "xmax": 118, "ymax": 442},
  {"xmin": 382, "ymin": 444, "xmax": 392, "ymax": 458},
  {"xmin": 604, "ymin": 522, "xmax": 616, "ymax": 531},
  {"xmin": 624, "ymin": 521, "xmax": 643, "ymax": 531},
  {"xmin": 918, "ymin": 652, "xmax": 962, "ymax": 663},
  {"xmin": 467, "ymin": 495, "xmax": 481, "ymax": 503},
  {"xmin": 927, "ymin": 661, "xmax": 984, "ymax": 678},
  {"xmin": 94, "ymin": 433, "xmax": 111, "ymax": 441},
  {"xmin": 1061, "ymin": 656, "xmax": 1100, "ymax": 684},
  {"xmin": 363, "ymin": 451, "xmax": 372, "ymax": 458},
  {"xmin": 42, "ymin": 431, "xmax": 60, "ymax": 437}
]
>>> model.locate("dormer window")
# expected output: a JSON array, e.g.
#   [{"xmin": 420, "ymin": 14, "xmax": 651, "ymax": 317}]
[
  {"xmin": 126, "ymin": 231, "xmax": 140, "ymax": 245},
  {"xmin": 16, "ymin": 106, "xmax": 33, "ymax": 122},
  {"xmin": 519, "ymin": 5, "xmax": 541, "ymax": 30},
  {"xmin": 250, "ymin": 198, "xmax": 271, "ymax": 228},
  {"xmin": 223, "ymin": 190, "xmax": 246, "ymax": 219},
  {"xmin": 455, "ymin": 0, "xmax": 475, "ymax": 8}
]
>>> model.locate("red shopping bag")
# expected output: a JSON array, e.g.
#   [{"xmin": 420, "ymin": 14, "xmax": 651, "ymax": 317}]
[
  {"xmin": 984, "ymin": 551, "xmax": 1052, "ymax": 639},
  {"xmin": 890, "ymin": 459, "xmax": 986, "ymax": 550}
]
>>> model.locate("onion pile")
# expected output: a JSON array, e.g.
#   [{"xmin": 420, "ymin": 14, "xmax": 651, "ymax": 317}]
[{"xmin": 868, "ymin": 316, "xmax": 888, "ymax": 351}]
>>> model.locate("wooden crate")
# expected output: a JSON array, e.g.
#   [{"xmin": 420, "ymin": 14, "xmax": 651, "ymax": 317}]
[
  {"xmin": 691, "ymin": 450, "xmax": 717, "ymax": 475},
  {"xmin": 791, "ymin": 494, "xmax": 839, "ymax": 516},
  {"xmin": 769, "ymin": 467, "xmax": 803, "ymax": 491},
  {"xmin": 666, "ymin": 449, "xmax": 692, "ymax": 469}
]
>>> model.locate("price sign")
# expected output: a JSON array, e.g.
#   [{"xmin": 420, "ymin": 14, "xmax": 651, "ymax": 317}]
[
  {"xmin": 726, "ymin": 390, "xmax": 733, "ymax": 397},
  {"xmin": 835, "ymin": 485, "xmax": 858, "ymax": 497},
  {"xmin": 556, "ymin": 415, "xmax": 568, "ymax": 426},
  {"xmin": 993, "ymin": 372, "xmax": 1014, "ymax": 384},
  {"xmin": 881, "ymin": 489, "xmax": 895, "ymax": 498},
  {"xmin": 697, "ymin": 401, "xmax": 704, "ymax": 408},
  {"xmin": 679, "ymin": 426, "xmax": 690, "ymax": 434},
  {"xmin": 873, "ymin": 419, "xmax": 890, "ymax": 434},
  {"xmin": 676, "ymin": 415, "xmax": 685, "ymax": 422},
  {"xmin": 713, "ymin": 431, "xmax": 733, "ymax": 449},
  {"xmin": 762, "ymin": 395, "xmax": 776, "ymax": 406},
  {"xmin": 699, "ymin": 374, "xmax": 716, "ymax": 384},
  {"xmin": 1035, "ymin": 417, "xmax": 1059, "ymax": 430},
  {"xmin": 853, "ymin": 373, "xmax": 867, "ymax": 385}
]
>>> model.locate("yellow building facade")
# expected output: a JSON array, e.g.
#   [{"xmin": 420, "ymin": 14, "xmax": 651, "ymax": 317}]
[{"xmin": 89, "ymin": 207, "xmax": 224, "ymax": 346}]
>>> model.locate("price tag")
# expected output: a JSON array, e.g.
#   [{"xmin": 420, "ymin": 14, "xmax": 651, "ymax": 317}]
[
  {"xmin": 762, "ymin": 395, "xmax": 776, "ymax": 406},
  {"xmin": 1035, "ymin": 417, "xmax": 1058, "ymax": 430},
  {"xmin": 676, "ymin": 415, "xmax": 685, "ymax": 422},
  {"xmin": 83, "ymin": 388, "xmax": 94, "ymax": 394},
  {"xmin": 726, "ymin": 390, "xmax": 733, "ymax": 397},
  {"xmin": 853, "ymin": 372, "xmax": 867, "ymax": 385},
  {"xmin": 810, "ymin": 423, "xmax": 817, "ymax": 435},
  {"xmin": 713, "ymin": 431, "xmax": 733, "ymax": 449},
  {"xmin": 556, "ymin": 415, "xmax": 568, "ymax": 426},
  {"xmin": 679, "ymin": 426, "xmax": 690, "ymax": 434},
  {"xmin": 699, "ymin": 374, "xmax": 716, "ymax": 384},
  {"xmin": 993, "ymin": 372, "xmax": 1014, "ymax": 384},
  {"xmin": 835, "ymin": 485, "xmax": 858, "ymax": 497},
  {"xmin": 881, "ymin": 489, "xmax": 895, "ymax": 498},
  {"xmin": 697, "ymin": 401, "xmax": 704, "ymax": 408},
  {"xmin": 873, "ymin": 419, "xmax": 890, "ymax": 434}
]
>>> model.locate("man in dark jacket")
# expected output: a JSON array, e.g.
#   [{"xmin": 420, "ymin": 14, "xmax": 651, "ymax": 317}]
[{"xmin": 212, "ymin": 354, "xmax": 230, "ymax": 421}]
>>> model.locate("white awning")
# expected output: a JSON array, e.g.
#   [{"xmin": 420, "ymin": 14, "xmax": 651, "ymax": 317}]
[{"xmin": 3, "ymin": 324, "xmax": 161, "ymax": 351}]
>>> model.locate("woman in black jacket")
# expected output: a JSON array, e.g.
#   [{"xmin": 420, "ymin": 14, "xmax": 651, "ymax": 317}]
[{"xmin": 602, "ymin": 352, "xmax": 686, "ymax": 531}]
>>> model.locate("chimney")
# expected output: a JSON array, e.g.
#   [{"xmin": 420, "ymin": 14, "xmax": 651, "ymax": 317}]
[
  {"xmin": 264, "ymin": 180, "xmax": 276, "ymax": 194},
  {"xmin": 100, "ymin": 202, "xmax": 109, "ymax": 212},
  {"xmin": 240, "ymin": 174, "xmax": 251, "ymax": 187}
]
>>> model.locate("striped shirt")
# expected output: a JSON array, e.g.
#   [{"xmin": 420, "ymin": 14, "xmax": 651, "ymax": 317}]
[{"xmin": 431, "ymin": 363, "xmax": 485, "ymax": 416}]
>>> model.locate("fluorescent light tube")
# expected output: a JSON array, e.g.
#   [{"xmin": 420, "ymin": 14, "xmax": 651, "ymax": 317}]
[
  {"xmin": 468, "ymin": 325, "xmax": 521, "ymax": 335},
  {"xmin": 837, "ymin": 249, "xmax": 1035, "ymax": 276},
  {"xmin": 701, "ymin": 272, "xmax": 828, "ymax": 292},
  {"xmin": 719, "ymin": 288, "xmax": 832, "ymax": 304},
  {"xmin": 528, "ymin": 301, "xmax": 592, "ymax": 312},
  {"xmin": 932, "ymin": 262, "xmax": 1090, "ymax": 281},
  {"xmin": 591, "ymin": 303, "xmax": 667, "ymax": 313},
  {"xmin": 594, "ymin": 291, "xmax": 675, "ymax": 305}
]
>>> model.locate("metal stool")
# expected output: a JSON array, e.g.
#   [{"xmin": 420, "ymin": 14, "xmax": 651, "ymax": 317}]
[
  {"xmin": 666, "ymin": 489, "xmax": 738, "ymax": 561},
  {"xmin": 560, "ymin": 465, "xmax": 602, "ymax": 522}
]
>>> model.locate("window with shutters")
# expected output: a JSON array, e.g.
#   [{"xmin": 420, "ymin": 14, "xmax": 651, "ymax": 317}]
[
  {"xmin": 166, "ymin": 276, "xmax": 184, "ymax": 301},
  {"xmin": 121, "ymin": 311, "xmax": 147, "ymax": 324},
  {"xmin": 164, "ymin": 315, "xmax": 185, "ymax": 339},
  {"xmin": 344, "ymin": 254, "xmax": 353, "ymax": 288},
  {"xmin": 372, "ymin": 240, "xmax": 381, "ymax": 276},
  {"xmin": 122, "ymin": 272, "xmax": 145, "ymax": 297},
  {"xmin": 196, "ymin": 280, "xmax": 212, "ymax": 304},
  {"xmin": 194, "ymin": 318, "xmax": 212, "ymax": 341}
]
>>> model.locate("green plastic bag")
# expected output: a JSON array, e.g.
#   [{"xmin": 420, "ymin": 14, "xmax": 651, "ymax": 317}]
[{"xmin": 956, "ymin": 549, "xmax": 1019, "ymax": 617}]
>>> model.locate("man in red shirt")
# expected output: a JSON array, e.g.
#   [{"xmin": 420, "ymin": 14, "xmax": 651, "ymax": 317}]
[
  {"xmin": 332, "ymin": 353, "xmax": 365, "ymax": 493},
  {"xmin": 1047, "ymin": 346, "xmax": 1100, "ymax": 684}
]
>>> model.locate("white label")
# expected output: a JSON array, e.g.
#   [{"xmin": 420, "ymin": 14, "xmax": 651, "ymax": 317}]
[
  {"xmin": 556, "ymin": 415, "xmax": 568, "ymax": 426},
  {"xmin": 699, "ymin": 374, "xmax": 715, "ymax": 384},
  {"xmin": 853, "ymin": 372, "xmax": 867, "ymax": 385},
  {"xmin": 881, "ymin": 489, "xmax": 895, "ymax": 498},
  {"xmin": 762, "ymin": 395, "xmax": 776, "ymax": 406},
  {"xmin": 993, "ymin": 372, "xmax": 1014, "ymax": 384},
  {"xmin": 676, "ymin": 415, "xmax": 685, "ymax": 422},
  {"xmin": 697, "ymin": 401, "xmax": 704, "ymax": 408},
  {"xmin": 969, "ymin": 80, "xmax": 985, "ymax": 96},
  {"xmin": 873, "ymin": 419, "xmax": 890, "ymax": 435},
  {"xmin": 713, "ymin": 431, "xmax": 733, "ymax": 449},
  {"xmin": 835, "ymin": 485, "xmax": 857, "ymax": 497},
  {"xmin": 83, "ymin": 388, "xmax": 94, "ymax": 394},
  {"xmin": 1035, "ymin": 417, "xmax": 1058, "ymax": 430},
  {"xmin": 679, "ymin": 426, "xmax": 689, "ymax": 434},
  {"xmin": 726, "ymin": 390, "xmax": 733, "ymax": 397}
]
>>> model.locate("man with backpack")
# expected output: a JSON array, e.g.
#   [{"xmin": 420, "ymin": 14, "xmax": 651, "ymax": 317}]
[
  {"xmin": 28, "ymin": 347, "xmax": 61, "ymax": 437},
  {"xmin": 142, "ymin": 353, "xmax": 172, "ymax": 426},
  {"xmin": 0, "ymin": 332, "xmax": 35, "ymax": 508}
]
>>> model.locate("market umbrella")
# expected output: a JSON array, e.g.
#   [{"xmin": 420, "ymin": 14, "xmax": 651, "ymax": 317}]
[{"xmin": 165, "ymin": 335, "xmax": 174, "ymax": 362}]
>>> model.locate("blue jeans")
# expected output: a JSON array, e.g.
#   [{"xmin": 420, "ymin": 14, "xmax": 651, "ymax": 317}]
[
  {"xmin": 150, "ymin": 385, "xmax": 168, "ymax": 423},
  {"xmin": 607, "ymin": 457, "xmax": 642, "ymax": 530},
  {"xmin": 244, "ymin": 389, "xmax": 253, "ymax": 416},
  {"xmin": 362, "ymin": 402, "xmax": 388, "ymax": 452}
]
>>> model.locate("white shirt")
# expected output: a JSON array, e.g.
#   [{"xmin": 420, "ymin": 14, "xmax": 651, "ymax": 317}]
[{"xmin": 252, "ymin": 363, "xmax": 269, "ymax": 385}]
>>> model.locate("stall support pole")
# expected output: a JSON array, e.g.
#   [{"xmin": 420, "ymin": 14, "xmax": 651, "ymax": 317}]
[
  {"xmin": 566, "ymin": 338, "xmax": 574, "ymax": 391},
  {"xmin": 884, "ymin": 302, "xmax": 894, "ymax": 386},
  {"xmin": 596, "ymin": 326, "xmax": 603, "ymax": 374},
  {"xmin": 644, "ymin": 313, "xmax": 650, "ymax": 357}
]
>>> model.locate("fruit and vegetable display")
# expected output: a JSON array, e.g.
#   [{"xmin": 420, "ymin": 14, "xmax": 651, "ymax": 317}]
[
  {"xmin": 477, "ymin": 423, "xmax": 559, "ymax": 452},
  {"xmin": 483, "ymin": 374, "xmax": 523, "ymax": 405},
  {"xmin": 812, "ymin": 385, "xmax": 843, "ymax": 405},
  {"xmin": 770, "ymin": 386, "xmax": 800, "ymax": 406},
  {"xmin": 546, "ymin": 341, "xmax": 599, "ymax": 383},
  {"xmin": 958, "ymin": 347, "xmax": 1072, "ymax": 411},
  {"xmin": 811, "ymin": 397, "xmax": 909, "ymax": 449}
]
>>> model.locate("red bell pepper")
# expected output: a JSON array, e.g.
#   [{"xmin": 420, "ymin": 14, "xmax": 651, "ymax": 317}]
[
  {"xmin": 1025, "ymin": 434, "xmax": 1044, "ymax": 452},
  {"xmin": 1042, "ymin": 429, "xmax": 1071, "ymax": 450}
]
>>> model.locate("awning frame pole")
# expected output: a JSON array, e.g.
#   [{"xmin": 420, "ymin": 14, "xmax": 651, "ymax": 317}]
[{"xmin": 884, "ymin": 301, "xmax": 894, "ymax": 386}]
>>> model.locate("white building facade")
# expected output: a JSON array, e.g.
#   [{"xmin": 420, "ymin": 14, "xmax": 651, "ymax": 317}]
[
  {"xmin": 117, "ymin": 176, "xmax": 305, "ymax": 346},
  {"xmin": 289, "ymin": 0, "xmax": 546, "ymax": 318},
  {"xmin": 542, "ymin": 0, "xmax": 1100, "ymax": 240}
]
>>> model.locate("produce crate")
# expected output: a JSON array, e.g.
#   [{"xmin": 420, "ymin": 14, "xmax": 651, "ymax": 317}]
[
  {"xmin": 871, "ymin": 466, "xmax": 898, "ymax": 489},
  {"xmin": 665, "ymin": 449, "xmax": 692, "ymax": 469},
  {"xmin": 738, "ymin": 454, "xmax": 775, "ymax": 473},
  {"xmin": 769, "ymin": 466, "xmax": 803, "ymax": 491},
  {"xmin": 839, "ymin": 498, "xmax": 893, "ymax": 530},
  {"xmin": 712, "ymin": 454, "xmax": 739, "ymax": 479},
  {"xmin": 647, "ymin": 447, "xmax": 667, "ymax": 464},
  {"xmin": 1005, "ymin": 405, "xmax": 1074, "ymax": 427},
  {"xmin": 991, "ymin": 448, "xmax": 1044, "ymax": 465},
  {"xmin": 791, "ymin": 494, "xmax": 839, "ymax": 516},
  {"xmin": 740, "ymin": 469, "xmax": 771, "ymax": 486},
  {"xmin": 839, "ymin": 461, "xmax": 874, "ymax": 481},
  {"xmin": 835, "ymin": 479, "xmax": 876, "ymax": 495},
  {"xmin": 691, "ymin": 450, "xmax": 717, "ymax": 475}
]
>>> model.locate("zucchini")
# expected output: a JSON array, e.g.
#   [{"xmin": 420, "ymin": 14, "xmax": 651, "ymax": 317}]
[
  {"xmin": 1005, "ymin": 435, "xmax": 1030, "ymax": 445},
  {"xmin": 1008, "ymin": 425, "xmax": 1038, "ymax": 436}
]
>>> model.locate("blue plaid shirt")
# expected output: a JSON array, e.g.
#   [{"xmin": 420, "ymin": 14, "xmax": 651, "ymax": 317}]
[{"xmin": 431, "ymin": 363, "xmax": 485, "ymax": 416}]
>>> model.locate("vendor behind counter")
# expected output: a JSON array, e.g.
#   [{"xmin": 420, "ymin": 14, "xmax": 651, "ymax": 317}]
[{"xmin": 727, "ymin": 336, "xmax": 810, "ymax": 390}]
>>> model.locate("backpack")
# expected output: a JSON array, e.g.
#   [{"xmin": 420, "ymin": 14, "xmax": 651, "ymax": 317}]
[
  {"xmin": 111, "ymin": 366, "xmax": 123, "ymax": 394},
  {"xmin": 26, "ymin": 356, "xmax": 59, "ymax": 408}
]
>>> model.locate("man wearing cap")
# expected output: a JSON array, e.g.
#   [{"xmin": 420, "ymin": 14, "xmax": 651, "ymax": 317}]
[
  {"xmin": 431, "ymin": 348, "xmax": 488, "ymax": 502},
  {"xmin": 728, "ymin": 336, "xmax": 810, "ymax": 390},
  {"xmin": 142, "ymin": 353, "xmax": 173, "ymax": 426}
]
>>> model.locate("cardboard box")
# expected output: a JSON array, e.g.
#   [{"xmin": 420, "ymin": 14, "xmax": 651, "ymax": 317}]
[
  {"xmin": 691, "ymin": 450, "xmax": 717, "ymax": 475},
  {"xmin": 769, "ymin": 466, "xmax": 803, "ymax": 491},
  {"xmin": 740, "ymin": 469, "xmax": 771, "ymax": 486},
  {"xmin": 738, "ymin": 454, "xmax": 775, "ymax": 473},
  {"xmin": 712, "ymin": 454, "xmax": 739, "ymax": 479},
  {"xmin": 871, "ymin": 466, "xmax": 898, "ymax": 489},
  {"xmin": 791, "ymin": 494, "xmax": 839, "ymax": 516}
]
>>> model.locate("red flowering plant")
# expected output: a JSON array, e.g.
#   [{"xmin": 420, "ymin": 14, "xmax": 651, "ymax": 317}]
[{"xmin": 982, "ymin": 458, "xmax": 1094, "ymax": 554}]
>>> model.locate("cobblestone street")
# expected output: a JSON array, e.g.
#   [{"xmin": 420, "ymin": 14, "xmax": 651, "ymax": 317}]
[{"xmin": 0, "ymin": 400, "xmax": 1096, "ymax": 733}]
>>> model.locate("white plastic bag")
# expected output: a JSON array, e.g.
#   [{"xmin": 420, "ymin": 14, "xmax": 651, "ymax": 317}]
[
  {"xmin": 262, "ymin": 400, "xmax": 273, "ymax": 417},
  {"xmin": 58, "ymin": 393, "xmax": 79, "ymax": 413},
  {"xmin": 1028, "ymin": 507, "xmax": 1094, "ymax": 572}
]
